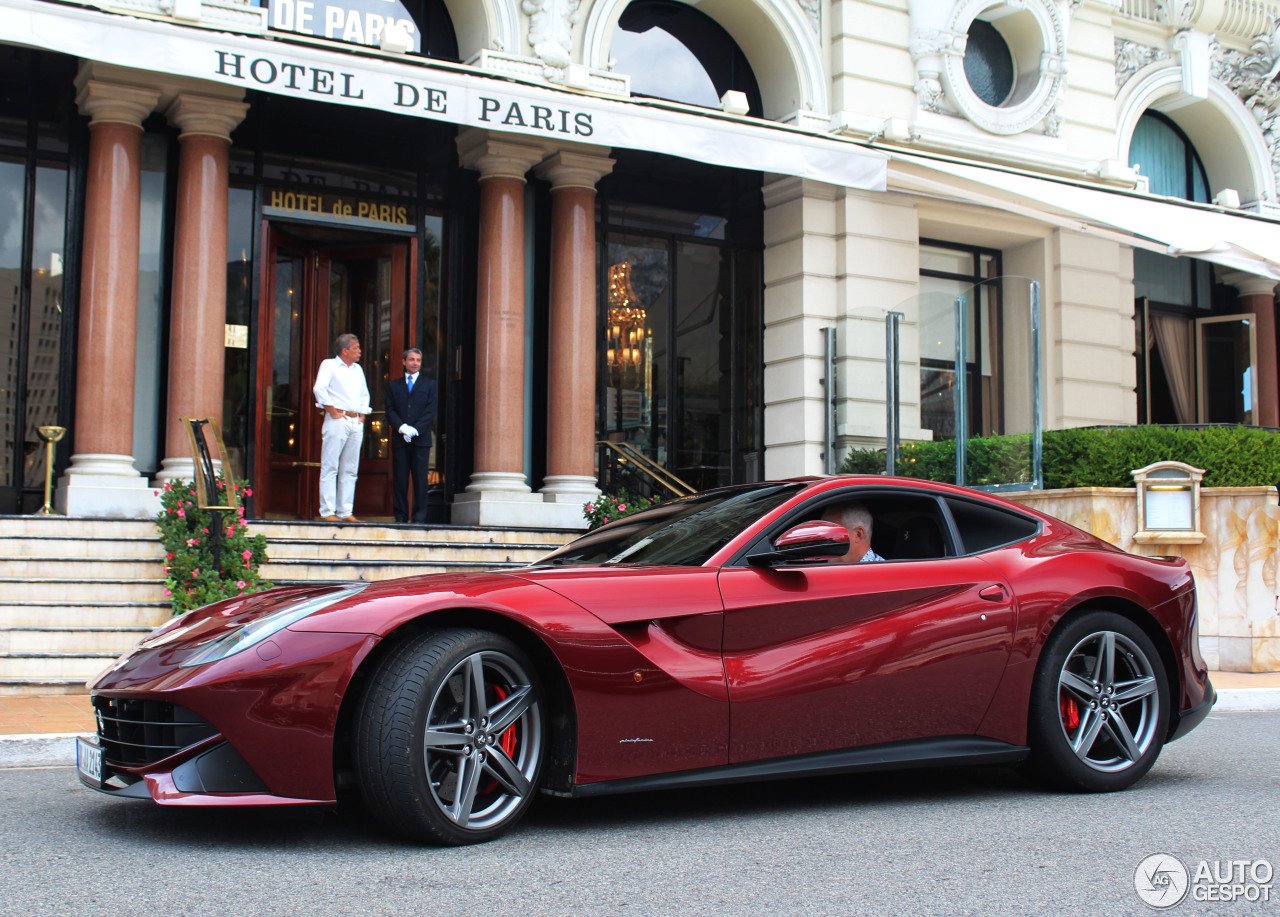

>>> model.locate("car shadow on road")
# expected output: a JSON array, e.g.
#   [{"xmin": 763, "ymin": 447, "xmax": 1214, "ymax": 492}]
[{"xmin": 71, "ymin": 759, "xmax": 1199, "ymax": 850}]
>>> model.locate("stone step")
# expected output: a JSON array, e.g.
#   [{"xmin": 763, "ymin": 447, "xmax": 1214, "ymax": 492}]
[
  {"xmin": 0, "ymin": 517, "xmax": 157, "ymax": 537},
  {"xmin": 0, "ymin": 536, "xmax": 164, "ymax": 559},
  {"xmin": 0, "ymin": 653, "xmax": 116, "ymax": 679},
  {"xmin": 0, "ymin": 579, "xmax": 168, "ymax": 603},
  {"xmin": 251, "ymin": 521, "xmax": 575, "ymax": 546},
  {"xmin": 0, "ymin": 557, "xmax": 165, "ymax": 579},
  {"xmin": 0, "ymin": 604, "xmax": 169, "ymax": 627},
  {"xmin": 0, "ymin": 626, "xmax": 151, "ymax": 653},
  {"xmin": 262, "ymin": 539, "xmax": 554, "ymax": 564},
  {"xmin": 259, "ymin": 559, "xmax": 527, "ymax": 582},
  {"xmin": 0, "ymin": 679, "xmax": 93, "ymax": 696}
]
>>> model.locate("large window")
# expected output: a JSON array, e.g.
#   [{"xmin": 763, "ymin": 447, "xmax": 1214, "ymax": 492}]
[
  {"xmin": 918, "ymin": 242, "xmax": 1002, "ymax": 440},
  {"xmin": 0, "ymin": 48, "xmax": 76, "ymax": 514},
  {"xmin": 1129, "ymin": 112, "xmax": 1256, "ymax": 424},
  {"xmin": 611, "ymin": 0, "xmax": 763, "ymax": 117},
  {"xmin": 598, "ymin": 153, "xmax": 763, "ymax": 493}
]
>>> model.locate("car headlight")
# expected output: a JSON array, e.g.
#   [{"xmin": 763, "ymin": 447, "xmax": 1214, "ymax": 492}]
[{"xmin": 179, "ymin": 584, "xmax": 368, "ymax": 668}]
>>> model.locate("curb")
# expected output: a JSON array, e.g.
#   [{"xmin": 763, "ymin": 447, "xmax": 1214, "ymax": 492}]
[
  {"xmin": 0, "ymin": 733, "xmax": 84, "ymax": 768},
  {"xmin": 2, "ymin": 688, "xmax": 1277, "ymax": 769}
]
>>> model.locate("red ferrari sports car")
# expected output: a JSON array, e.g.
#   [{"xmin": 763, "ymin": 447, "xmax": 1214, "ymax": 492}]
[{"xmin": 78, "ymin": 476, "xmax": 1214, "ymax": 845}]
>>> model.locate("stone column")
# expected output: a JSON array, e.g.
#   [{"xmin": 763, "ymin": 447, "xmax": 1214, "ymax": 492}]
[
  {"xmin": 56, "ymin": 80, "xmax": 160, "ymax": 517},
  {"xmin": 534, "ymin": 150, "xmax": 614, "ymax": 521},
  {"xmin": 450, "ymin": 130, "xmax": 546, "ymax": 527},
  {"xmin": 156, "ymin": 94, "xmax": 248, "ymax": 483},
  {"xmin": 1223, "ymin": 272, "xmax": 1279, "ymax": 428}
]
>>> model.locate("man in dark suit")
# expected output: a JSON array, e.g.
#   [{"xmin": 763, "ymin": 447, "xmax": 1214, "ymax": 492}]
[{"xmin": 385, "ymin": 347, "xmax": 437, "ymax": 523}]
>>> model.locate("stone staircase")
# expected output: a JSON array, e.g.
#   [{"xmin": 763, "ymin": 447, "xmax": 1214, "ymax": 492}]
[{"xmin": 0, "ymin": 516, "xmax": 575, "ymax": 696}]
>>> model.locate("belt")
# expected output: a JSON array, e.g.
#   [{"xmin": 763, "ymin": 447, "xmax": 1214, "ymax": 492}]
[{"xmin": 336, "ymin": 410, "xmax": 361, "ymax": 418}]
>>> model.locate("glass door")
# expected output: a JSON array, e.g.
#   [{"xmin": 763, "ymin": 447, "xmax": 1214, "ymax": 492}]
[
  {"xmin": 255, "ymin": 227, "xmax": 409, "ymax": 519},
  {"xmin": 1196, "ymin": 314, "xmax": 1257, "ymax": 424}
]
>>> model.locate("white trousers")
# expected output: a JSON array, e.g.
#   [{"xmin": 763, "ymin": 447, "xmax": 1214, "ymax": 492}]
[{"xmin": 319, "ymin": 414, "xmax": 363, "ymax": 518}]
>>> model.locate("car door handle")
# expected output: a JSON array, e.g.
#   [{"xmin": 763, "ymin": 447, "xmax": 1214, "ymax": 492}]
[{"xmin": 979, "ymin": 584, "xmax": 1008, "ymax": 602}]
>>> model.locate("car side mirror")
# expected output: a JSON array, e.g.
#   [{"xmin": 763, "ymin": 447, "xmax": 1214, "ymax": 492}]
[{"xmin": 747, "ymin": 521, "xmax": 850, "ymax": 567}]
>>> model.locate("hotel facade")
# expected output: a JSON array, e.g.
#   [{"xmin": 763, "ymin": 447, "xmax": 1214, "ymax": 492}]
[{"xmin": 1, "ymin": 0, "xmax": 1278, "ymax": 527}]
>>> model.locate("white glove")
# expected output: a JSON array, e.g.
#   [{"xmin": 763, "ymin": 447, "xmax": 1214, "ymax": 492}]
[{"xmin": 398, "ymin": 424, "xmax": 419, "ymax": 441}]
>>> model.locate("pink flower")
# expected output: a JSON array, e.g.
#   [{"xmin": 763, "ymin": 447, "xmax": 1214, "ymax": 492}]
[
  {"xmin": 237, "ymin": 581, "xmax": 246, "ymax": 590},
  {"xmin": 618, "ymin": 504, "xmax": 627, "ymax": 511},
  {"xmin": 165, "ymin": 553, "xmax": 173, "ymax": 560},
  {"xmin": 242, "ymin": 549, "xmax": 252, "ymax": 561},
  {"xmin": 176, "ymin": 508, "xmax": 185, "ymax": 517},
  {"xmin": 244, "ymin": 488, "xmax": 252, "ymax": 497},
  {"xmin": 201, "ymin": 528, "xmax": 208, "ymax": 534},
  {"xmin": 162, "ymin": 587, "xmax": 171, "ymax": 596},
  {"xmin": 186, "ymin": 538, "xmax": 199, "ymax": 547},
  {"xmin": 191, "ymin": 568, "xmax": 199, "ymax": 576},
  {"xmin": 154, "ymin": 490, "xmax": 160, "ymax": 496}
]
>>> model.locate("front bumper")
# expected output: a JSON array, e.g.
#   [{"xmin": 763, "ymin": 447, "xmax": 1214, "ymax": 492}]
[{"xmin": 81, "ymin": 628, "xmax": 379, "ymax": 806}]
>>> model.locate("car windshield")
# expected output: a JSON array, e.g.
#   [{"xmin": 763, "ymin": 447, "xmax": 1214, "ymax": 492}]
[{"xmin": 535, "ymin": 483, "xmax": 803, "ymax": 567}]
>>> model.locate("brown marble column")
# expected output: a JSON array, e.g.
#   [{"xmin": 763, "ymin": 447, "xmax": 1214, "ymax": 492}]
[
  {"xmin": 1227, "ymin": 274, "xmax": 1279, "ymax": 428},
  {"xmin": 450, "ymin": 131, "xmax": 545, "ymax": 526},
  {"xmin": 56, "ymin": 80, "xmax": 159, "ymax": 516},
  {"xmin": 157, "ymin": 94, "xmax": 248, "ymax": 482},
  {"xmin": 534, "ymin": 150, "xmax": 614, "ymax": 503}
]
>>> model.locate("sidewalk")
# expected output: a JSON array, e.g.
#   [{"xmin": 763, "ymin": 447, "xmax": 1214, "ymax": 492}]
[{"xmin": 3, "ymin": 672, "xmax": 1279, "ymax": 767}]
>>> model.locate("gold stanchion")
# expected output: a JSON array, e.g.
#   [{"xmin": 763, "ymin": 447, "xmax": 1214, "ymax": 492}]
[{"xmin": 36, "ymin": 425, "xmax": 66, "ymax": 515}]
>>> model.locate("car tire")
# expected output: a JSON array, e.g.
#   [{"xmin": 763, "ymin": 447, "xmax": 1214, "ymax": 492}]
[
  {"xmin": 1025, "ymin": 610, "xmax": 1170, "ymax": 792},
  {"xmin": 354, "ymin": 628, "xmax": 545, "ymax": 845}
]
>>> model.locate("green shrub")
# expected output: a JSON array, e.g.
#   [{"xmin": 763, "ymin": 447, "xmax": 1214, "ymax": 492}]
[
  {"xmin": 839, "ymin": 426, "xmax": 1280, "ymax": 488},
  {"xmin": 156, "ymin": 478, "xmax": 272, "ymax": 615}
]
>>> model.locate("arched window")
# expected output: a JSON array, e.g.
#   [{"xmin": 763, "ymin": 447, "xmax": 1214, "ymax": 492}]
[
  {"xmin": 1128, "ymin": 111, "xmax": 1211, "ymax": 309},
  {"xmin": 1130, "ymin": 112, "xmax": 1257, "ymax": 426},
  {"xmin": 611, "ymin": 0, "xmax": 763, "ymax": 116}
]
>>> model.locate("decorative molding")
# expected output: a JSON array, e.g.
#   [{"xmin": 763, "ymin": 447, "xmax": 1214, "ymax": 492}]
[
  {"xmin": 521, "ymin": 0, "xmax": 581, "ymax": 80},
  {"xmin": 797, "ymin": 0, "xmax": 820, "ymax": 33},
  {"xmin": 938, "ymin": 0, "xmax": 1069, "ymax": 135},
  {"xmin": 468, "ymin": 49, "xmax": 630, "ymax": 96},
  {"xmin": 165, "ymin": 94, "xmax": 248, "ymax": 140},
  {"xmin": 74, "ymin": 80, "xmax": 160, "ymax": 127},
  {"xmin": 1154, "ymin": 0, "xmax": 1199, "ymax": 29},
  {"xmin": 1115, "ymin": 39, "xmax": 1171, "ymax": 90},
  {"xmin": 99, "ymin": 0, "xmax": 266, "ymax": 33},
  {"xmin": 1213, "ymin": 20, "xmax": 1280, "ymax": 189}
]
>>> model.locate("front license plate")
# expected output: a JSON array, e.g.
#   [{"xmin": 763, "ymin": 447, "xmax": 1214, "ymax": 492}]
[{"xmin": 76, "ymin": 737, "xmax": 102, "ymax": 784}]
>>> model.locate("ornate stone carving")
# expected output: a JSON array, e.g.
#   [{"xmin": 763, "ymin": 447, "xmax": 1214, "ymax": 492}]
[
  {"xmin": 1212, "ymin": 21, "xmax": 1280, "ymax": 189},
  {"xmin": 1115, "ymin": 39, "xmax": 1170, "ymax": 90},
  {"xmin": 909, "ymin": 29, "xmax": 962, "ymax": 60},
  {"xmin": 522, "ymin": 0, "xmax": 581, "ymax": 79},
  {"xmin": 1041, "ymin": 99, "xmax": 1065, "ymax": 136},
  {"xmin": 797, "ymin": 0, "xmax": 820, "ymax": 33},
  {"xmin": 1154, "ymin": 0, "xmax": 1197, "ymax": 29},
  {"xmin": 914, "ymin": 77, "xmax": 948, "ymax": 113}
]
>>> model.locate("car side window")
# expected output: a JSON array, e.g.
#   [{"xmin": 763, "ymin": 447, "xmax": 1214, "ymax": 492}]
[
  {"xmin": 733, "ymin": 491, "xmax": 955, "ymax": 564},
  {"xmin": 943, "ymin": 497, "xmax": 1040, "ymax": 554}
]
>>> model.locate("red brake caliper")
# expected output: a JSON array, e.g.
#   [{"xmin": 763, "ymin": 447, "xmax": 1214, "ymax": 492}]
[
  {"xmin": 493, "ymin": 686, "xmax": 518, "ymax": 757},
  {"xmin": 480, "ymin": 686, "xmax": 519, "ymax": 794},
  {"xmin": 1060, "ymin": 693, "xmax": 1080, "ymax": 731}
]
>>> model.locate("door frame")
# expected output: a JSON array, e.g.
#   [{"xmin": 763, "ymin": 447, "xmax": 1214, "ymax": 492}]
[{"xmin": 253, "ymin": 221, "xmax": 415, "ymax": 519}]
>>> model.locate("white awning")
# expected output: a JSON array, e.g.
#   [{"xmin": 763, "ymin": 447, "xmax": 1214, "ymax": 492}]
[
  {"xmin": 0, "ymin": 0, "xmax": 887, "ymax": 193},
  {"xmin": 890, "ymin": 152, "xmax": 1280, "ymax": 280}
]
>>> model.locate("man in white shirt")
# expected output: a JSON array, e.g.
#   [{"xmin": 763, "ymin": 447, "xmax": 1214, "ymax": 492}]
[{"xmin": 312, "ymin": 333, "xmax": 370, "ymax": 522}]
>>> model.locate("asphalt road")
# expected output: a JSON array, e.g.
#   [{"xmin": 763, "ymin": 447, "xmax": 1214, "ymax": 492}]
[{"xmin": 0, "ymin": 710, "xmax": 1276, "ymax": 917}]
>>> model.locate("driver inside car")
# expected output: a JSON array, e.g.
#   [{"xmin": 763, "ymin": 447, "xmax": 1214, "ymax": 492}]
[{"xmin": 820, "ymin": 502, "xmax": 884, "ymax": 563}]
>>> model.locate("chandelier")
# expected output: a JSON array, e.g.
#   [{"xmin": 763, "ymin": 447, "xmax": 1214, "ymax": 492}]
[{"xmin": 607, "ymin": 262, "xmax": 646, "ymax": 368}]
